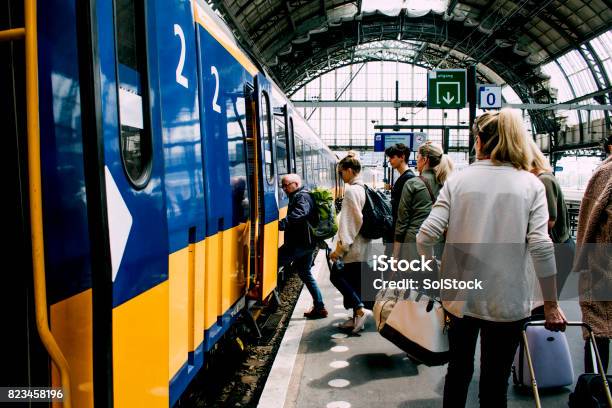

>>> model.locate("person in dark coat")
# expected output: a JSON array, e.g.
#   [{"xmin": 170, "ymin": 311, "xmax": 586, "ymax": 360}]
[
  {"xmin": 279, "ymin": 173, "xmax": 327, "ymax": 318},
  {"xmin": 385, "ymin": 143, "xmax": 415, "ymax": 232}
]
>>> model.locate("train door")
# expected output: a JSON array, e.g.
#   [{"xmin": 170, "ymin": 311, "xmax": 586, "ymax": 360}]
[
  {"xmin": 275, "ymin": 106, "xmax": 290, "ymax": 247},
  {"xmin": 152, "ymin": 1, "xmax": 207, "ymax": 406},
  {"xmin": 96, "ymin": 0, "xmax": 171, "ymax": 406},
  {"xmin": 194, "ymin": 0, "xmax": 253, "ymax": 357},
  {"xmin": 1, "ymin": 1, "xmax": 51, "ymax": 396},
  {"xmin": 275, "ymin": 106, "xmax": 290, "ymax": 200},
  {"xmin": 2, "ymin": 0, "xmax": 114, "ymax": 405},
  {"xmin": 288, "ymin": 117, "xmax": 297, "ymax": 173},
  {"xmin": 250, "ymin": 75, "xmax": 279, "ymax": 301}
]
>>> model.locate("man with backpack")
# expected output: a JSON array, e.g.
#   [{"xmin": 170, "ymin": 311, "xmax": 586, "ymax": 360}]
[
  {"xmin": 384, "ymin": 143, "xmax": 415, "ymax": 235},
  {"xmin": 279, "ymin": 174, "xmax": 328, "ymax": 319}
]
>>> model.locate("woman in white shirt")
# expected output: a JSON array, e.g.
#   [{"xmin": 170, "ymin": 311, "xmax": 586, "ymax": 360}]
[
  {"xmin": 416, "ymin": 109, "xmax": 567, "ymax": 407},
  {"xmin": 330, "ymin": 153, "xmax": 373, "ymax": 333}
]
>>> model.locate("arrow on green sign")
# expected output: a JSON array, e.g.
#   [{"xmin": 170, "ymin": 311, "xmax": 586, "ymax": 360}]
[{"xmin": 428, "ymin": 69, "xmax": 467, "ymax": 109}]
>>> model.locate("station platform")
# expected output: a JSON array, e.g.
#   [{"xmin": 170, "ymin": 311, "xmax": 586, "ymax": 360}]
[{"xmin": 259, "ymin": 251, "xmax": 591, "ymax": 408}]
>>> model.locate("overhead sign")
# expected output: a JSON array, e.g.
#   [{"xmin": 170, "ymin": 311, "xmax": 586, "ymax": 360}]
[
  {"xmin": 374, "ymin": 132, "xmax": 428, "ymax": 152},
  {"xmin": 478, "ymin": 84, "xmax": 502, "ymax": 109},
  {"xmin": 427, "ymin": 69, "xmax": 467, "ymax": 109},
  {"xmin": 554, "ymin": 166, "xmax": 563, "ymax": 172}
]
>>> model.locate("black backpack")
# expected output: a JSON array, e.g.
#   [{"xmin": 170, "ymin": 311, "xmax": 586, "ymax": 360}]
[
  {"xmin": 359, "ymin": 185, "xmax": 393, "ymax": 240},
  {"xmin": 569, "ymin": 374, "xmax": 612, "ymax": 407}
]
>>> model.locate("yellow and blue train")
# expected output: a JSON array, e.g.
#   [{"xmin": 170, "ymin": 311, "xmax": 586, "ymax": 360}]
[{"xmin": 2, "ymin": 0, "xmax": 338, "ymax": 406}]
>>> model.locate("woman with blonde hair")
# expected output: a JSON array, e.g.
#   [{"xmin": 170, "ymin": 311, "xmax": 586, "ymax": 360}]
[
  {"xmin": 416, "ymin": 109, "xmax": 567, "ymax": 407},
  {"xmin": 329, "ymin": 152, "xmax": 373, "ymax": 333},
  {"xmin": 394, "ymin": 142, "xmax": 453, "ymax": 258},
  {"xmin": 527, "ymin": 139, "xmax": 574, "ymax": 305}
]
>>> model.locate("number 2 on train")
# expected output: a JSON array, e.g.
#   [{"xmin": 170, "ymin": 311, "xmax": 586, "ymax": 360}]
[
  {"xmin": 174, "ymin": 24, "xmax": 188, "ymax": 88},
  {"xmin": 211, "ymin": 66, "xmax": 221, "ymax": 113}
]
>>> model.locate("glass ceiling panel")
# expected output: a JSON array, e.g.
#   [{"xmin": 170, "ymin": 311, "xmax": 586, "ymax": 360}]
[
  {"xmin": 291, "ymin": 56, "xmax": 603, "ymax": 154},
  {"xmin": 541, "ymin": 62, "xmax": 574, "ymax": 103},
  {"xmin": 589, "ymin": 30, "xmax": 612, "ymax": 80},
  {"xmin": 502, "ymin": 86, "xmax": 522, "ymax": 104},
  {"xmin": 557, "ymin": 50, "xmax": 598, "ymax": 97}
]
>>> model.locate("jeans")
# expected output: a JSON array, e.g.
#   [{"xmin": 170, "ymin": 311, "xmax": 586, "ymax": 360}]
[
  {"xmin": 443, "ymin": 314, "xmax": 526, "ymax": 408},
  {"xmin": 278, "ymin": 245, "xmax": 324, "ymax": 309},
  {"xmin": 584, "ymin": 337, "xmax": 610, "ymax": 373},
  {"xmin": 329, "ymin": 261, "xmax": 368, "ymax": 310}
]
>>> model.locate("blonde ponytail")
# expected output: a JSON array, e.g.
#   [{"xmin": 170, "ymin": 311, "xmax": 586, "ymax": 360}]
[
  {"xmin": 418, "ymin": 142, "xmax": 454, "ymax": 184},
  {"xmin": 434, "ymin": 154, "xmax": 454, "ymax": 184},
  {"xmin": 473, "ymin": 109, "xmax": 531, "ymax": 170},
  {"xmin": 527, "ymin": 138, "xmax": 552, "ymax": 173}
]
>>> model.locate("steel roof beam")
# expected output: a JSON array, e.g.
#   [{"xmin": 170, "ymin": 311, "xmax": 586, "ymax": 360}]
[
  {"xmin": 446, "ymin": 0, "xmax": 459, "ymax": 15},
  {"xmin": 541, "ymin": 5, "xmax": 611, "ymax": 128},
  {"xmin": 209, "ymin": 1, "xmax": 259, "ymax": 52},
  {"xmin": 284, "ymin": 1, "xmax": 296, "ymax": 31}
]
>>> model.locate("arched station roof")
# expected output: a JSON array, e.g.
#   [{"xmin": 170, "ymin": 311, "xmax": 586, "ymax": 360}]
[{"xmin": 207, "ymin": 0, "xmax": 612, "ymax": 133}]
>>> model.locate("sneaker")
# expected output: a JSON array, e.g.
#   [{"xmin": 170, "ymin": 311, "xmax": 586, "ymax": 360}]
[
  {"xmin": 304, "ymin": 307, "xmax": 328, "ymax": 319},
  {"xmin": 338, "ymin": 317, "xmax": 355, "ymax": 329},
  {"xmin": 352, "ymin": 309, "xmax": 372, "ymax": 333}
]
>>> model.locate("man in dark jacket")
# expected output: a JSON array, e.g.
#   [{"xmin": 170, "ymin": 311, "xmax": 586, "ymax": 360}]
[
  {"xmin": 279, "ymin": 174, "xmax": 327, "ymax": 318},
  {"xmin": 385, "ymin": 143, "xmax": 414, "ymax": 231}
]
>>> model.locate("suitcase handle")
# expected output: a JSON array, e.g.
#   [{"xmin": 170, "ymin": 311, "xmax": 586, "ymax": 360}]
[
  {"xmin": 521, "ymin": 321, "xmax": 612, "ymax": 408},
  {"xmin": 524, "ymin": 320, "xmax": 593, "ymax": 331}
]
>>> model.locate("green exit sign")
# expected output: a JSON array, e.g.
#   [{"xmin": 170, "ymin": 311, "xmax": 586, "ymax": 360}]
[{"xmin": 427, "ymin": 69, "xmax": 467, "ymax": 109}]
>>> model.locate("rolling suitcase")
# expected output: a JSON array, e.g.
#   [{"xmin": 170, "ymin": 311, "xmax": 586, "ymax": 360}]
[
  {"xmin": 521, "ymin": 321, "xmax": 612, "ymax": 408},
  {"xmin": 512, "ymin": 324, "xmax": 574, "ymax": 388}
]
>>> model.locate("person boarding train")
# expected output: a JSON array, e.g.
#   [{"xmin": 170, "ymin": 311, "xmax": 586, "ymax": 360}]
[{"xmin": 278, "ymin": 174, "xmax": 328, "ymax": 319}]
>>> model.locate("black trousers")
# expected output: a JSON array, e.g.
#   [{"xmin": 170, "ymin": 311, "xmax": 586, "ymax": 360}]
[
  {"xmin": 329, "ymin": 262, "xmax": 376, "ymax": 311},
  {"xmin": 584, "ymin": 337, "xmax": 610, "ymax": 373},
  {"xmin": 443, "ymin": 314, "xmax": 526, "ymax": 408},
  {"xmin": 555, "ymin": 237, "xmax": 575, "ymax": 297}
]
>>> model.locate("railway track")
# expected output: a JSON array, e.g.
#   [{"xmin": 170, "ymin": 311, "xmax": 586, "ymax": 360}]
[{"xmin": 177, "ymin": 272, "xmax": 304, "ymax": 407}]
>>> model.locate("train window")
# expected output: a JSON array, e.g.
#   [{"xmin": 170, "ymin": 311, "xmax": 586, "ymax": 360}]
[
  {"xmin": 275, "ymin": 115, "xmax": 288, "ymax": 178},
  {"xmin": 295, "ymin": 138, "xmax": 303, "ymax": 179},
  {"xmin": 321, "ymin": 159, "xmax": 326, "ymax": 184},
  {"xmin": 115, "ymin": 0, "xmax": 152, "ymax": 189},
  {"xmin": 305, "ymin": 145, "xmax": 313, "ymax": 183},
  {"xmin": 312, "ymin": 152, "xmax": 319, "ymax": 185},
  {"xmin": 228, "ymin": 95, "xmax": 250, "ymax": 224},
  {"xmin": 260, "ymin": 91, "xmax": 274, "ymax": 184},
  {"xmin": 289, "ymin": 118, "xmax": 296, "ymax": 173}
]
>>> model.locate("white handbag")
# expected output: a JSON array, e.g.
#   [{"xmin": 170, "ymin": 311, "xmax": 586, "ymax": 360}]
[{"xmin": 374, "ymin": 288, "xmax": 450, "ymax": 366}]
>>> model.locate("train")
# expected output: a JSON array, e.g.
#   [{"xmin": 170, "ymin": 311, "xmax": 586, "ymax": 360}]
[{"xmin": 2, "ymin": 0, "xmax": 338, "ymax": 406}]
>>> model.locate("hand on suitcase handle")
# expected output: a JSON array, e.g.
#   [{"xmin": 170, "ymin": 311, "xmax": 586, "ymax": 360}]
[
  {"xmin": 542, "ymin": 302, "xmax": 568, "ymax": 332},
  {"xmin": 525, "ymin": 320, "xmax": 593, "ymax": 331}
]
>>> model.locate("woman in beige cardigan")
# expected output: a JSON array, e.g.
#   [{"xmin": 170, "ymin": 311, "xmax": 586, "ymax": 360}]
[
  {"xmin": 575, "ymin": 136, "xmax": 612, "ymax": 373},
  {"xmin": 329, "ymin": 153, "xmax": 373, "ymax": 333}
]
